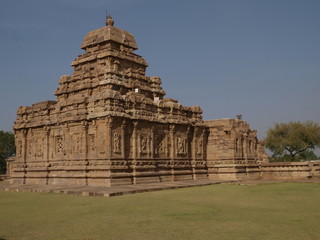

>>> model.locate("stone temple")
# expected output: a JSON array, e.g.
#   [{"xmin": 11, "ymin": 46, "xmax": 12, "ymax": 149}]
[{"xmin": 9, "ymin": 16, "xmax": 268, "ymax": 186}]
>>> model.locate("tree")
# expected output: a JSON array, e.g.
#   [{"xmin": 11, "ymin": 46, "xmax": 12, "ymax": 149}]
[
  {"xmin": 0, "ymin": 130, "xmax": 15, "ymax": 174},
  {"xmin": 265, "ymin": 121, "xmax": 320, "ymax": 161},
  {"xmin": 297, "ymin": 149, "xmax": 318, "ymax": 160}
]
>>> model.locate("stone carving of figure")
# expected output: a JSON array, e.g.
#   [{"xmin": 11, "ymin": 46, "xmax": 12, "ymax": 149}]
[
  {"xmin": 197, "ymin": 138, "xmax": 203, "ymax": 155},
  {"xmin": 72, "ymin": 134, "xmax": 80, "ymax": 153},
  {"xmin": 113, "ymin": 133, "xmax": 121, "ymax": 153},
  {"xmin": 36, "ymin": 138, "xmax": 43, "ymax": 157},
  {"xmin": 17, "ymin": 141, "xmax": 22, "ymax": 158},
  {"xmin": 177, "ymin": 137, "xmax": 186, "ymax": 155},
  {"xmin": 140, "ymin": 135, "xmax": 147, "ymax": 153},
  {"xmin": 218, "ymin": 139, "xmax": 228, "ymax": 153}
]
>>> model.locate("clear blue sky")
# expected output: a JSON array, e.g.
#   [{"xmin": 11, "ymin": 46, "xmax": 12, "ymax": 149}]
[{"xmin": 1, "ymin": 0, "xmax": 319, "ymax": 140}]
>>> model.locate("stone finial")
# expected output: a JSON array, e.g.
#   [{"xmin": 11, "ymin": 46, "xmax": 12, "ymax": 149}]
[{"xmin": 106, "ymin": 15, "xmax": 114, "ymax": 26}]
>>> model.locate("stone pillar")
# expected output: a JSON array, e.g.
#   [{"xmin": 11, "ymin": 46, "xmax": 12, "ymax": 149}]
[
  {"xmin": 82, "ymin": 121, "xmax": 89, "ymax": 185},
  {"xmin": 165, "ymin": 130, "xmax": 169, "ymax": 158},
  {"xmin": 241, "ymin": 138, "xmax": 245, "ymax": 160},
  {"xmin": 121, "ymin": 120, "xmax": 126, "ymax": 158},
  {"xmin": 137, "ymin": 134, "xmax": 141, "ymax": 158},
  {"xmin": 235, "ymin": 138, "xmax": 239, "ymax": 158},
  {"xmin": 106, "ymin": 117, "xmax": 113, "ymax": 159},
  {"xmin": 151, "ymin": 126, "xmax": 155, "ymax": 158},
  {"xmin": 44, "ymin": 127, "xmax": 50, "ymax": 161},
  {"xmin": 202, "ymin": 128, "xmax": 208, "ymax": 177},
  {"xmin": 169, "ymin": 124, "xmax": 175, "ymax": 181},
  {"xmin": 202, "ymin": 129, "xmax": 207, "ymax": 161},
  {"xmin": 22, "ymin": 129, "xmax": 28, "ymax": 163},
  {"xmin": 243, "ymin": 137, "xmax": 248, "ymax": 163},
  {"xmin": 192, "ymin": 127, "xmax": 198, "ymax": 180},
  {"xmin": 64, "ymin": 123, "xmax": 70, "ymax": 160},
  {"xmin": 147, "ymin": 135, "xmax": 151, "ymax": 158},
  {"xmin": 132, "ymin": 121, "xmax": 138, "ymax": 184},
  {"xmin": 22, "ymin": 129, "xmax": 28, "ymax": 184},
  {"xmin": 82, "ymin": 121, "xmax": 89, "ymax": 160},
  {"xmin": 93, "ymin": 120, "xmax": 98, "ymax": 157},
  {"xmin": 186, "ymin": 126, "xmax": 190, "ymax": 159},
  {"xmin": 44, "ymin": 126, "xmax": 50, "ymax": 185}
]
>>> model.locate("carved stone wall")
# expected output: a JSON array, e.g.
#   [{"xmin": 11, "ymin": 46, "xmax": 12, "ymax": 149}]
[
  {"xmin": 205, "ymin": 119, "xmax": 268, "ymax": 180},
  {"xmin": 11, "ymin": 117, "xmax": 207, "ymax": 185}
]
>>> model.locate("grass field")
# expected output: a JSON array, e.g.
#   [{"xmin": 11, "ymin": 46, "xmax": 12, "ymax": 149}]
[{"xmin": 0, "ymin": 183, "xmax": 319, "ymax": 240}]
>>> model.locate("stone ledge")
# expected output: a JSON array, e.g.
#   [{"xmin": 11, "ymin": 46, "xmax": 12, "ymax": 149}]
[{"xmin": 0, "ymin": 179, "xmax": 230, "ymax": 198}]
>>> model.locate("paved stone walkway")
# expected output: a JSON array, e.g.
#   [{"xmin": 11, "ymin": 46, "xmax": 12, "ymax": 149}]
[{"xmin": 0, "ymin": 179, "xmax": 231, "ymax": 197}]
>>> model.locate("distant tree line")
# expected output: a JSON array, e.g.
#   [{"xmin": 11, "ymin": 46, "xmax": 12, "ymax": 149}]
[
  {"xmin": 0, "ymin": 130, "xmax": 15, "ymax": 174},
  {"xmin": 265, "ymin": 121, "xmax": 320, "ymax": 162}
]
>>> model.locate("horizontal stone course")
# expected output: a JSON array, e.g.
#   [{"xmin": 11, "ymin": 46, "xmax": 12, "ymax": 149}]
[{"xmin": 1, "ymin": 179, "xmax": 226, "ymax": 197}]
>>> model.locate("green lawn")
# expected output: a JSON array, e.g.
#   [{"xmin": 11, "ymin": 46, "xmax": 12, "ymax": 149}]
[{"xmin": 0, "ymin": 183, "xmax": 319, "ymax": 240}]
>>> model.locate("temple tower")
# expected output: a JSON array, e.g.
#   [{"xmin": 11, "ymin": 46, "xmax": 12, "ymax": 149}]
[{"xmin": 11, "ymin": 16, "xmax": 207, "ymax": 186}]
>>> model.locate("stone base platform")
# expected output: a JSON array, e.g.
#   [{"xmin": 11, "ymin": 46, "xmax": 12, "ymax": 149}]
[
  {"xmin": 3, "ymin": 178, "xmax": 318, "ymax": 198},
  {"xmin": 0, "ymin": 179, "xmax": 231, "ymax": 197}
]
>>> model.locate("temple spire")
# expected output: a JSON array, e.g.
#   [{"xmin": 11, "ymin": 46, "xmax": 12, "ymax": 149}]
[{"xmin": 106, "ymin": 15, "xmax": 114, "ymax": 26}]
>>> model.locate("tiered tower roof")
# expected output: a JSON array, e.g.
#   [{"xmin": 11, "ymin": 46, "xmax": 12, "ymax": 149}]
[{"xmin": 14, "ymin": 16, "xmax": 203, "ymax": 130}]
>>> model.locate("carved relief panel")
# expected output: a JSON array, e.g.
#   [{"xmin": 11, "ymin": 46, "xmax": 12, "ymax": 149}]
[
  {"xmin": 72, "ymin": 133, "xmax": 82, "ymax": 154},
  {"xmin": 176, "ymin": 137, "xmax": 187, "ymax": 156},
  {"xmin": 17, "ymin": 140, "xmax": 22, "ymax": 158},
  {"xmin": 154, "ymin": 127, "xmax": 170, "ymax": 158},
  {"xmin": 196, "ymin": 138, "xmax": 203, "ymax": 156},
  {"xmin": 35, "ymin": 137, "xmax": 43, "ymax": 158},
  {"xmin": 139, "ymin": 134, "xmax": 148, "ymax": 154},
  {"xmin": 217, "ymin": 139, "xmax": 229, "ymax": 153},
  {"xmin": 98, "ymin": 133, "xmax": 106, "ymax": 154},
  {"xmin": 113, "ymin": 132, "xmax": 121, "ymax": 153},
  {"xmin": 89, "ymin": 134, "xmax": 96, "ymax": 152},
  {"xmin": 154, "ymin": 135, "xmax": 164, "ymax": 157}
]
